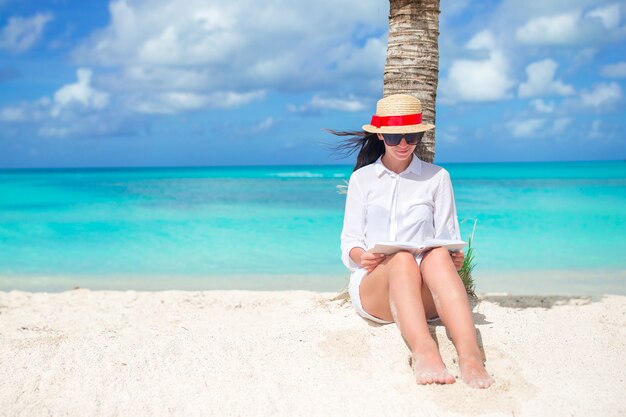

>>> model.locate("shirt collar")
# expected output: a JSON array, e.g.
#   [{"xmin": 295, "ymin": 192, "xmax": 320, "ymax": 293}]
[{"xmin": 374, "ymin": 154, "xmax": 422, "ymax": 177}]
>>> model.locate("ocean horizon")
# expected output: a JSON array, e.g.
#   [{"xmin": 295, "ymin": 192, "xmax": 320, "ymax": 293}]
[
  {"xmin": 1, "ymin": 159, "xmax": 625, "ymax": 295},
  {"xmin": 3, "ymin": 158, "xmax": 625, "ymax": 171}
]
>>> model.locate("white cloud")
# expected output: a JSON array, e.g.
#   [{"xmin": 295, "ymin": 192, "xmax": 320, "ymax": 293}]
[
  {"xmin": 127, "ymin": 89, "xmax": 266, "ymax": 114},
  {"xmin": 213, "ymin": 115, "xmax": 277, "ymax": 136},
  {"xmin": 0, "ymin": 69, "xmax": 142, "ymax": 139},
  {"xmin": 0, "ymin": 97, "xmax": 51, "ymax": 125},
  {"xmin": 572, "ymin": 47, "xmax": 598, "ymax": 68},
  {"xmin": 589, "ymin": 119, "xmax": 603, "ymax": 139},
  {"xmin": 309, "ymin": 95, "xmax": 368, "ymax": 112},
  {"xmin": 530, "ymin": 99, "xmax": 555, "ymax": 113},
  {"xmin": 466, "ymin": 29, "xmax": 497, "ymax": 51},
  {"xmin": 516, "ymin": 10, "xmax": 581, "ymax": 45},
  {"xmin": 114, "ymin": 66, "xmax": 216, "ymax": 94},
  {"xmin": 38, "ymin": 126, "xmax": 70, "ymax": 138},
  {"xmin": 601, "ymin": 62, "xmax": 626, "ymax": 78},
  {"xmin": 1, "ymin": 1, "xmax": 391, "ymax": 142},
  {"xmin": 507, "ymin": 118, "xmax": 547, "ymax": 138},
  {"xmin": 518, "ymin": 59, "xmax": 575, "ymax": 98},
  {"xmin": 515, "ymin": 5, "xmax": 626, "ymax": 46},
  {"xmin": 0, "ymin": 106, "xmax": 26, "ymax": 122},
  {"xmin": 440, "ymin": 30, "xmax": 514, "ymax": 102},
  {"xmin": 15, "ymin": 0, "xmax": 386, "ymax": 132},
  {"xmin": 587, "ymin": 3, "xmax": 621, "ymax": 29},
  {"xmin": 0, "ymin": 95, "xmax": 136, "ymax": 139},
  {"xmin": 438, "ymin": 126, "xmax": 460, "ymax": 144},
  {"xmin": 506, "ymin": 115, "xmax": 573, "ymax": 138},
  {"xmin": 552, "ymin": 117, "xmax": 572, "ymax": 133},
  {"xmin": 73, "ymin": 0, "xmax": 386, "ymax": 96},
  {"xmin": 128, "ymin": 92, "xmax": 210, "ymax": 114},
  {"xmin": 0, "ymin": 13, "xmax": 53, "ymax": 53},
  {"xmin": 334, "ymin": 36, "xmax": 386, "ymax": 77},
  {"xmin": 211, "ymin": 90, "xmax": 267, "ymax": 108},
  {"xmin": 253, "ymin": 116, "xmax": 274, "ymax": 132},
  {"xmin": 579, "ymin": 82, "xmax": 623, "ymax": 108},
  {"xmin": 51, "ymin": 68, "xmax": 109, "ymax": 117},
  {"xmin": 289, "ymin": 94, "xmax": 369, "ymax": 114}
]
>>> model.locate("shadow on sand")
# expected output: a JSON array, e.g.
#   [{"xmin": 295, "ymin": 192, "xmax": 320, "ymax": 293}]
[{"xmin": 476, "ymin": 294, "xmax": 599, "ymax": 309}]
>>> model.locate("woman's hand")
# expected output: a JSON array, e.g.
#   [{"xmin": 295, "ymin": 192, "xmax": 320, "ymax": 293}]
[
  {"xmin": 450, "ymin": 250, "xmax": 465, "ymax": 270},
  {"xmin": 360, "ymin": 251, "xmax": 387, "ymax": 273}
]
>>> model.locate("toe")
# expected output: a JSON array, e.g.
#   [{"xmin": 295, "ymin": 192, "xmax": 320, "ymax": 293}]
[
  {"xmin": 476, "ymin": 377, "xmax": 492, "ymax": 389},
  {"xmin": 426, "ymin": 373, "xmax": 436, "ymax": 384}
]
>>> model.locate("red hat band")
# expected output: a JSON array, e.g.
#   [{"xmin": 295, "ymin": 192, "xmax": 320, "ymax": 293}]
[{"xmin": 370, "ymin": 113, "xmax": 422, "ymax": 128}]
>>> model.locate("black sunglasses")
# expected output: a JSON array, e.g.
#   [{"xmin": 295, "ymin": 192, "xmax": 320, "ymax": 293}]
[{"xmin": 381, "ymin": 132, "xmax": 424, "ymax": 146}]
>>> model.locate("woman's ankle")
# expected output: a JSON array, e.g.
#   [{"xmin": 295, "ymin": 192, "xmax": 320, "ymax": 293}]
[
  {"xmin": 410, "ymin": 337, "xmax": 440, "ymax": 357},
  {"xmin": 454, "ymin": 341, "xmax": 484, "ymax": 361}
]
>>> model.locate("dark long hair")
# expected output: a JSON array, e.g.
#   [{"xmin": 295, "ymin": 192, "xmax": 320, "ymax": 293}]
[{"xmin": 325, "ymin": 129, "xmax": 385, "ymax": 172}]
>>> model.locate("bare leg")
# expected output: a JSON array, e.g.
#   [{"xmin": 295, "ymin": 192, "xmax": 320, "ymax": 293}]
[
  {"xmin": 420, "ymin": 247, "xmax": 494, "ymax": 389},
  {"xmin": 360, "ymin": 251, "xmax": 455, "ymax": 385}
]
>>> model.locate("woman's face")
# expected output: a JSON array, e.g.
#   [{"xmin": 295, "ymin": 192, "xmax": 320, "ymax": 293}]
[{"xmin": 377, "ymin": 133, "xmax": 416, "ymax": 162}]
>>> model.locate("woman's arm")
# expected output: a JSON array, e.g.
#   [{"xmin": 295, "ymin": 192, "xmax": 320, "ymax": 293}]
[
  {"xmin": 350, "ymin": 247, "xmax": 387, "ymax": 272},
  {"xmin": 434, "ymin": 169, "xmax": 465, "ymax": 270},
  {"xmin": 340, "ymin": 175, "xmax": 367, "ymax": 271},
  {"xmin": 433, "ymin": 169, "xmax": 462, "ymax": 241},
  {"xmin": 349, "ymin": 247, "xmax": 366, "ymax": 267}
]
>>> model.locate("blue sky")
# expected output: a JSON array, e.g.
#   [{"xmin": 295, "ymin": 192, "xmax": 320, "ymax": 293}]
[{"xmin": 0, "ymin": 0, "xmax": 625, "ymax": 168}]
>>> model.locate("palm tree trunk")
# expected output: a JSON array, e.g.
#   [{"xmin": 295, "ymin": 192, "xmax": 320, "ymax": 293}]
[{"xmin": 384, "ymin": 0, "xmax": 440, "ymax": 163}]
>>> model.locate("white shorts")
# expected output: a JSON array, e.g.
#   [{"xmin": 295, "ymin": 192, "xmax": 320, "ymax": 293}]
[{"xmin": 348, "ymin": 252, "xmax": 438, "ymax": 325}]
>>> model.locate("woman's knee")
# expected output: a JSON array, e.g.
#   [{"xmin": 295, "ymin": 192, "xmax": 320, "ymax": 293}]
[
  {"xmin": 421, "ymin": 247, "xmax": 453, "ymax": 267},
  {"xmin": 425, "ymin": 246, "xmax": 449, "ymax": 258},
  {"xmin": 387, "ymin": 251, "xmax": 420, "ymax": 270},
  {"xmin": 386, "ymin": 252, "xmax": 422, "ymax": 284}
]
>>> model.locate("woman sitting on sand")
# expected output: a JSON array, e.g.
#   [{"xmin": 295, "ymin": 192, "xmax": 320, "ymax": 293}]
[{"xmin": 335, "ymin": 94, "xmax": 494, "ymax": 388}]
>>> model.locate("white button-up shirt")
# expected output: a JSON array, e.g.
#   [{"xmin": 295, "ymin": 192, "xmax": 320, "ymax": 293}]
[{"xmin": 340, "ymin": 154, "xmax": 462, "ymax": 272}]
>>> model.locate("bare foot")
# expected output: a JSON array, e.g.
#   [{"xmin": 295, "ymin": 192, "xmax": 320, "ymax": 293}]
[
  {"xmin": 411, "ymin": 345, "xmax": 455, "ymax": 385},
  {"xmin": 458, "ymin": 354, "xmax": 494, "ymax": 389}
]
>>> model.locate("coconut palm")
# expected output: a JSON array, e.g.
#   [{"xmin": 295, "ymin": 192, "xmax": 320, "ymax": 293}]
[
  {"xmin": 384, "ymin": 1, "xmax": 478, "ymax": 296},
  {"xmin": 384, "ymin": 0, "xmax": 440, "ymax": 163},
  {"xmin": 333, "ymin": 0, "xmax": 476, "ymax": 301}
]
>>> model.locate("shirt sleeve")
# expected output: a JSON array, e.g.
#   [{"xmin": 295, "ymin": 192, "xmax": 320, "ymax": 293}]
[
  {"xmin": 340, "ymin": 173, "xmax": 367, "ymax": 271},
  {"xmin": 433, "ymin": 169, "xmax": 462, "ymax": 241}
]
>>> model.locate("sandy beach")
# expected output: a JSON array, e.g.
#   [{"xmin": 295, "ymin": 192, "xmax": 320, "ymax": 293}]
[{"xmin": 0, "ymin": 289, "xmax": 624, "ymax": 417}]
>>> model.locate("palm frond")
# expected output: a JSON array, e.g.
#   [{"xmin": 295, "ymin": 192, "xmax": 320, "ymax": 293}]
[{"xmin": 458, "ymin": 218, "xmax": 478, "ymax": 298}]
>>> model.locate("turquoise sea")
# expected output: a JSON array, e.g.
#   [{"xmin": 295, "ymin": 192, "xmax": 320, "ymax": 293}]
[{"xmin": 1, "ymin": 161, "xmax": 625, "ymax": 295}]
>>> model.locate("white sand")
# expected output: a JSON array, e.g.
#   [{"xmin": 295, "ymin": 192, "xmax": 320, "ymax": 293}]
[{"xmin": 0, "ymin": 290, "xmax": 624, "ymax": 417}]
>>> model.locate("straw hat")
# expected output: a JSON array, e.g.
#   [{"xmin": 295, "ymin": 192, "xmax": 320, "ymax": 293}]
[{"xmin": 362, "ymin": 94, "xmax": 435, "ymax": 134}]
